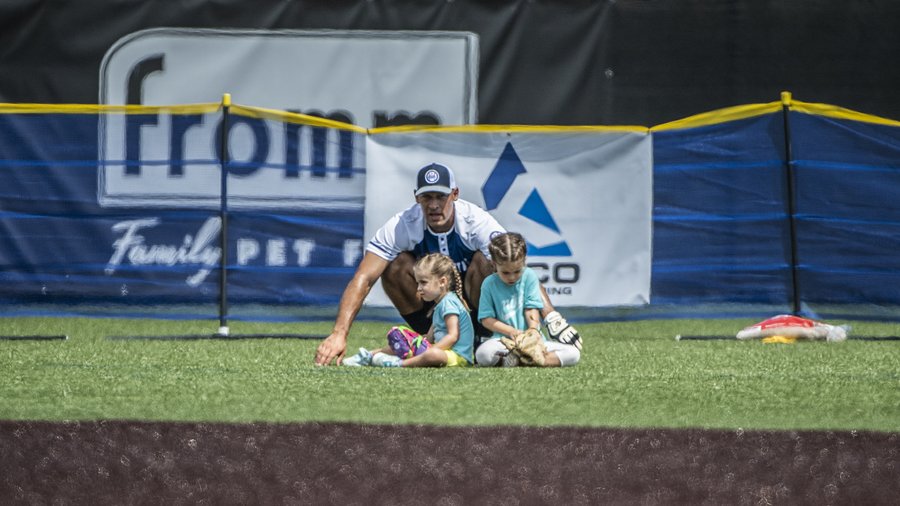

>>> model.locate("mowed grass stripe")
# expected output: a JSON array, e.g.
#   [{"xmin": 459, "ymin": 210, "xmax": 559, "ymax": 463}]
[{"xmin": 0, "ymin": 317, "xmax": 897, "ymax": 432}]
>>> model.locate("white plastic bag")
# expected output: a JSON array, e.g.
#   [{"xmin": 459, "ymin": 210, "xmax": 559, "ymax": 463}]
[{"xmin": 736, "ymin": 314, "xmax": 849, "ymax": 342}]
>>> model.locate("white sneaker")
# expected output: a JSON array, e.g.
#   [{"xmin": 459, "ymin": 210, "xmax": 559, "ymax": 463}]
[
  {"xmin": 372, "ymin": 352, "xmax": 402, "ymax": 367},
  {"xmin": 545, "ymin": 311, "xmax": 583, "ymax": 350},
  {"xmin": 343, "ymin": 348, "xmax": 372, "ymax": 367}
]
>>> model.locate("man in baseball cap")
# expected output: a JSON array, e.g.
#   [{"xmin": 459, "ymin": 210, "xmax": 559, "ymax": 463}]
[
  {"xmin": 315, "ymin": 161, "xmax": 581, "ymax": 366},
  {"xmin": 415, "ymin": 163, "xmax": 456, "ymax": 196},
  {"xmin": 315, "ymin": 160, "xmax": 500, "ymax": 366}
]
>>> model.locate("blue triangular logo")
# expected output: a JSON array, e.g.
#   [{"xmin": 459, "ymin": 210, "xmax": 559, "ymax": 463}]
[
  {"xmin": 527, "ymin": 241, "xmax": 572, "ymax": 256},
  {"xmin": 481, "ymin": 143, "xmax": 526, "ymax": 211},
  {"xmin": 481, "ymin": 143, "xmax": 572, "ymax": 257},
  {"xmin": 519, "ymin": 189, "xmax": 561, "ymax": 234}
]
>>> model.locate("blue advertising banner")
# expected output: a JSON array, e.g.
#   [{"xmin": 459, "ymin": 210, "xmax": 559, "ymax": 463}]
[
  {"xmin": 790, "ymin": 112, "xmax": 900, "ymax": 308},
  {"xmin": 651, "ymin": 112, "xmax": 793, "ymax": 306},
  {"xmin": 0, "ymin": 108, "xmax": 364, "ymax": 317},
  {"xmin": 1, "ymin": 100, "xmax": 899, "ymax": 321}
]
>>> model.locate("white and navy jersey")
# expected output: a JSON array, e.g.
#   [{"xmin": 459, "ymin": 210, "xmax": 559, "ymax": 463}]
[{"xmin": 366, "ymin": 199, "xmax": 505, "ymax": 276}]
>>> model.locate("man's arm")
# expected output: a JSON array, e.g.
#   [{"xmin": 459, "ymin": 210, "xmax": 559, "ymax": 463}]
[
  {"xmin": 538, "ymin": 284, "xmax": 556, "ymax": 318},
  {"xmin": 314, "ymin": 252, "xmax": 389, "ymax": 366},
  {"xmin": 541, "ymin": 285, "xmax": 582, "ymax": 350},
  {"xmin": 537, "ymin": 275, "xmax": 582, "ymax": 350}
]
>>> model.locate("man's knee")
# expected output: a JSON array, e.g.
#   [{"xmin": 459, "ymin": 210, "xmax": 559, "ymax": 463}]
[
  {"xmin": 381, "ymin": 252, "xmax": 415, "ymax": 288},
  {"xmin": 464, "ymin": 252, "xmax": 493, "ymax": 301},
  {"xmin": 381, "ymin": 252, "xmax": 428, "ymax": 327},
  {"xmin": 467, "ymin": 252, "xmax": 493, "ymax": 283},
  {"xmin": 381, "ymin": 253, "xmax": 417, "ymax": 303}
]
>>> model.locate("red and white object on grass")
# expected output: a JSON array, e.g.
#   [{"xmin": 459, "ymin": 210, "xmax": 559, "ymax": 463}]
[{"xmin": 736, "ymin": 315, "xmax": 849, "ymax": 342}]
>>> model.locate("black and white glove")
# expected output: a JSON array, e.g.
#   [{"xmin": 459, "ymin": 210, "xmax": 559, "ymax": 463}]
[{"xmin": 545, "ymin": 311, "xmax": 582, "ymax": 350}]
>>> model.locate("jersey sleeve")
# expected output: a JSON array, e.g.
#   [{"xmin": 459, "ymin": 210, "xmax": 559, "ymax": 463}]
[{"xmin": 365, "ymin": 204, "xmax": 421, "ymax": 261}]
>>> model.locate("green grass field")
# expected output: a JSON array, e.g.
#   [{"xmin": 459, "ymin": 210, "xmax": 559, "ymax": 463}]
[{"xmin": 0, "ymin": 316, "xmax": 897, "ymax": 432}]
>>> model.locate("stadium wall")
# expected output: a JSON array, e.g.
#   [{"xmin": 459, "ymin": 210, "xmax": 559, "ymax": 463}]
[
  {"xmin": 0, "ymin": 98, "xmax": 898, "ymax": 321},
  {"xmin": 1, "ymin": 0, "xmax": 898, "ymax": 127}
]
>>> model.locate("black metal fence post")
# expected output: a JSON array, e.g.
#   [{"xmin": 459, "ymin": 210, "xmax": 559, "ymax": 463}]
[
  {"xmin": 781, "ymin": 91, "xmax": 802, "ymax": 315},
  {"xmin": 217, "ymin": 93, "xmax": 231, "ymax": 336}
]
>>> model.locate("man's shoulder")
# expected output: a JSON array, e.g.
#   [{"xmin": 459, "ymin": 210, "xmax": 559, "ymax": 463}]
[
  {"xmin": 455, "ymin": 199, "xmax": 503, "ymax": 232},
  {"xmin": 453, "ymin": 200, "xmax": 504, "ymax": 250},
  {"xmin": 455, "ymin": 199, "xmax": 492, "ymax": 220},
  {"xmin": 369, "ymin": 202, "xmax": 423, "ymax": 258}
]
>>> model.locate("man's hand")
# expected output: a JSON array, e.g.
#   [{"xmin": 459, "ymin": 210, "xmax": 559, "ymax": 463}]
[
  {"xmin": 315, "ymin": 252, "xmax": 389, "ymax": 366},
  {"xmin": 315, "ymin": 333, "xmax": 348, "ymax": 366}
]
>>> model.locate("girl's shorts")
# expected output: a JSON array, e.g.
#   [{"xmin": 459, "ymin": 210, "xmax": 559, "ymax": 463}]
[{"xmin": 443, "ymin": 349, "xmax": 471, "ymax": 367}]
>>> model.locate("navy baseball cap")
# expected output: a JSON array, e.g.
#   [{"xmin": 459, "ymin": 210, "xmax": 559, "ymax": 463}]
[{"xmin": 414, "ymin": 163, "xmax": 457, "ymax": 196}]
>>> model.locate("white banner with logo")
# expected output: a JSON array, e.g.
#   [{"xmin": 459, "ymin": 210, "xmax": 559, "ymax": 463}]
[
  {"xmin": 364, "ymin": 128, "xmax": 653, "ymax": 307},
  {"xmin": 98, "ymin": 28, "xmax": 478, "ymax": 209}
]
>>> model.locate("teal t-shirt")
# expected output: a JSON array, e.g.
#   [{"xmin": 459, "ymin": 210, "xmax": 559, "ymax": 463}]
[
  {"xmin": 433, "ymin": 291, "xmax": 475, "ymax": 364},
  {"xmin": 477, "ymin": 267, "xmax": 544, "ymax": 338}
]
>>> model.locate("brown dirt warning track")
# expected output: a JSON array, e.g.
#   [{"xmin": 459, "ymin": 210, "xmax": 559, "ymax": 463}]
[{"xmin": 1, "ymin": 420, "xmax": 898, "ymax": 505}]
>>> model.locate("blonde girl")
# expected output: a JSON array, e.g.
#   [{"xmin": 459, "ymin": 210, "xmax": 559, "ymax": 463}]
[
  {"xmin": 475, "ymin": 232, "xmax": 581, "ymax": 367},
  {"xmin": 344, "ymin": 253, "xmax": 475, "ymax": 368}
]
